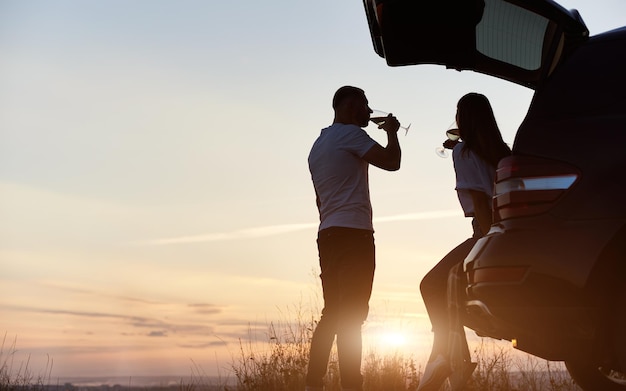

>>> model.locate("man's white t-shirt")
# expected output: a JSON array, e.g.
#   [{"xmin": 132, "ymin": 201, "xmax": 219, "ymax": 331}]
[
  {"xmin": 452, "ymin": 142, "xmax": 496, "ymax": 217},
  {"xmin": 308, "ymin": 123, "xmax": 377, "ymax": 232}
]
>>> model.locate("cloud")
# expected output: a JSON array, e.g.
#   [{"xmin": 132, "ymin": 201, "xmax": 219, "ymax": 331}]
[
  {"xmin": 41, "ymin": 281, "xmax": 166, "ymax": 306},
  {"xmin": 178, "ymin": 340, "xmax": 228, "ymax": 349},
  {"xmin": 188, "ymin": 303, "xmax": 222, "ymax": 315},
  {"xmin": 374, "ymin": 210, "xmax": 460, "ymax": 223},
  {"xmin": 2, "ymin": 304, "xmax": 216, "ymax": 336},
  {"xmin": 135, "ymin": 209, "xmax": 460, "ymax": 246},
  {"xmin": 133, "ymin": 222, "xmax": 316, "ymax": 245},
  {"xmin": 17, "ymin": 306, "xmax": 148, "ymax": 322}
]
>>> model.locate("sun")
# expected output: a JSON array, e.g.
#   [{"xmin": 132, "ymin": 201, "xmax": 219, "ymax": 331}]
[
  {"xmin": 379, "ymin": 331, "xmax": 407, "ymax": 347},
  {"xmin": 365, "ymin": 329, "xmax": 409, "ymax": 353}
]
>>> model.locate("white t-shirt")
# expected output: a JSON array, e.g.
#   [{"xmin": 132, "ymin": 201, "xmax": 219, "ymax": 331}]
[
  {"xmin": 452, "ymin": 142, "xmax": 496, "ymax": 217},
  {"xmin": 308, "ymin": 123, "xmax": 377, "ymax": 232}
]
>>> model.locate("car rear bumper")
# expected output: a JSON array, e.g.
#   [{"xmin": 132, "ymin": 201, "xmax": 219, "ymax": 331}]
[
  {"xmin": 462, "ymin": 218, "xmax": 624, "ymax": 360},
  {"xmin": 464, "ymin": 299, "xmax": 600, "ymax": 360}
]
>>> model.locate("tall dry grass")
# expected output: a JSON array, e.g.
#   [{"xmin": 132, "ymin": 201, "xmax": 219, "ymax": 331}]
[
  {"xmin": 463, "ymin": 340, "xmax": 581, "ymax": 391},
  {"xmin": 231, "ymin": 305, "xmax": 314, "ymax": 391},
  {"xmin": 1, "ymin": 305, "xmax": 584, "ymax": 391},
  {"xmin": 1, "ymin": 333, "xmax": 53, "ymax": 391},
  {"xmin": 226, "ymin": 306, "xmax": 582, "ymax": 391}
]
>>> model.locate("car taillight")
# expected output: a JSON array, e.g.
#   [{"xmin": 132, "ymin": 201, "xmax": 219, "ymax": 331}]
[
  {"xmin": 468, "ymin": 266, "xmax": 528, "ymax": 285},
  {"xmin": 493, "ymin": 156, "xmax": 580, "ymax": 222}
]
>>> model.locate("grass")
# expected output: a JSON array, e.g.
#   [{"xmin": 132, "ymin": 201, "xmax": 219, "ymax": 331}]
[
  {"xmin": 1, "ymin": 306, "xmax": 584, "ymax": 391},
  {"xmin": 231, "ymin": 305, "xmax": 313, "ymax": 391},
  {"xmin": 1, "ymin": 333, "xmax": 53, "ymax": 391},
  {"xmin": 225, "ymin": 305, "xmax": 583, "ymax": 391},
  {"xmin": 463, "ymin": 339, "xmax": 581, "ymax": 391}
]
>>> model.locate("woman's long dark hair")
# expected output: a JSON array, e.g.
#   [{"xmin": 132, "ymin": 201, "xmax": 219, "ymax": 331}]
[{"xmin": 457, "ymin": 93, "xmax": 511, "ymax": 167}]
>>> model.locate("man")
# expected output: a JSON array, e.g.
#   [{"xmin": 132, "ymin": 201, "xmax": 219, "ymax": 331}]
[{"xmin": 306, "ymin": 86, "xmax": 402, "ymax": 391}]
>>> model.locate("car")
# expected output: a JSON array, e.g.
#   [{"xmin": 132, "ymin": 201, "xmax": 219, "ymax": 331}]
[{"xmin": 362, "ymin": 0, "xmax": 626, "ymax": 390}]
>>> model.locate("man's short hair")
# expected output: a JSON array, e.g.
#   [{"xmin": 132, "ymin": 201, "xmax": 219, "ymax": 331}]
[{"xmin": 332, "ymin": 86, "xmax": 365, "ymax": 110}]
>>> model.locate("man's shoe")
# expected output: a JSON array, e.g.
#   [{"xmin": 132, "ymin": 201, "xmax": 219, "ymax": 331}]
[{"xmin": 417, "ymin": 354, "xmax": 452, "ymax": 391}]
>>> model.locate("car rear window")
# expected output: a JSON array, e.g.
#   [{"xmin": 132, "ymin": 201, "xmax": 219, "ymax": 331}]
[{"xmin": 477, "ymin": 0, "xmax": 550, "ymax": 71}]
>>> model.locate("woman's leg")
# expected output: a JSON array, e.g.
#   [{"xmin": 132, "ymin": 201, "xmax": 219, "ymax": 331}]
[{"xmin": 420, "ymin": 238, "xmax": 476, "ymax": 361}]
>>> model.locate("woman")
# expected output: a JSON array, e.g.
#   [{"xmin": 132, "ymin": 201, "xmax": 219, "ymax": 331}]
[{"xmin": 417, "ymin": 93, "xmax": 511, "ymax": 391}]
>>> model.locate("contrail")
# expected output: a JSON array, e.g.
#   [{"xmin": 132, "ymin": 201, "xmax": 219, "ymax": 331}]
[
  {"xmin": 136, "ymin": 209, "xmax": 461, "ymax": 246},
  {"xmin": 374, "ymin": 210, "xmax": 460, "ymax": 223},
  {"xmin": 135, "ymin": 223, "xmax": 317, "ymax": 245}
]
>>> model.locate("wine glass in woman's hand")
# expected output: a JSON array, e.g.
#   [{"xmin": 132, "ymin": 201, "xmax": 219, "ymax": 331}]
[{"xmin": 436, "ymin": 122, "xmax": 461, "ymax": 158}]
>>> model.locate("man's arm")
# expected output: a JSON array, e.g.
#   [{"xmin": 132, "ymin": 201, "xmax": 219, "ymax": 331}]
[{"xmin": 362, "ymin": 115, "xmax": 401, "ymax": 171}]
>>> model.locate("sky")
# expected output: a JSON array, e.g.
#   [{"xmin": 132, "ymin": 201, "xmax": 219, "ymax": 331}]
[{"xmin": 1, "ymin": 0, "xmax": 625, "ymax": 382}]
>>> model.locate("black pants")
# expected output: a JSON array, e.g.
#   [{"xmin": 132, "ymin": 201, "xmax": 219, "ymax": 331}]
[{"xmin": 306, "ymin": 227, "xmax": 375, "ymax": 390}]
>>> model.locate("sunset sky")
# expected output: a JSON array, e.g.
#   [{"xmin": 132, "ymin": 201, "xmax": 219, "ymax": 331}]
[{"xmin": 1, "ymin": 0, "xmax": 624, "ymax": 381}]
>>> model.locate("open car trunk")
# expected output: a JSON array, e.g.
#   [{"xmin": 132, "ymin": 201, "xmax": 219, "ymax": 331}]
[{"xmin": 363, "ymin": 0, "xmax": 589, "ymax": 89}]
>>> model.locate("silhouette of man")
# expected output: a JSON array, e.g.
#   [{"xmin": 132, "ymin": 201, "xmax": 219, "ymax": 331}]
[{"xmin": 305, "ymin": 86, "xmax": 402, "ymax": 391}]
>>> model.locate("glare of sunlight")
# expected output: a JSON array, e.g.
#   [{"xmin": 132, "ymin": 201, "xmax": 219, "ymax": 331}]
[
  {"xmin": 365, "ymin": 328, "xmax": 412, "ymax": 354},
  {"xmin": 380, "ymin": 331, "xmax": 407, "ymax": 347}
]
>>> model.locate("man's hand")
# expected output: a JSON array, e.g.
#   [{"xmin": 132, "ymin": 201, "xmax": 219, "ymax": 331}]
[
  {"xmin": 378, "ymin": 114, "xmax": 400, "ymax": 134},
  {"xmin": 364, "ymin": 113, "xmax": 401, "ymax": 171}
]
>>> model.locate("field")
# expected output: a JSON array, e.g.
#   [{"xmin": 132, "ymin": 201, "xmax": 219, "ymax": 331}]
[{"xmin": 2, "ymin": 314, "xmax": 583, "ymax": 391}]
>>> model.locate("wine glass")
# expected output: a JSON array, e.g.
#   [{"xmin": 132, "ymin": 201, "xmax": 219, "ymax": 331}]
[
  {"xmin": 435, "ymin": 121, "xmax": 461, "ymax": 158},
  {"xmin": 369, "ymin": 109, "xmax": 411, "ymax": 135}
]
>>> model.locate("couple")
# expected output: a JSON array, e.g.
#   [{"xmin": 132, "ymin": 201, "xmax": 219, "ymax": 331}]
[{"xmin": 305, "ymin": 86, "xmax": 511, "ymax": 391}]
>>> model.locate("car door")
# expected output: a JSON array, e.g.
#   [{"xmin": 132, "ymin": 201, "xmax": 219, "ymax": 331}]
[{"xmin": 363, "ymin": 0, "xmax": 589, "ymax": 89}]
